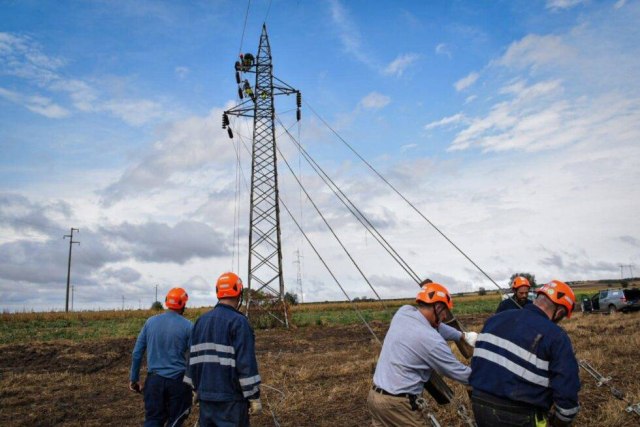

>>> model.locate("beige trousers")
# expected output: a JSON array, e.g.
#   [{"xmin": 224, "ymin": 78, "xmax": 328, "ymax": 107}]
[{"xmin": 366, "ymin": 388, "xmax": 425, "ymax": 427}]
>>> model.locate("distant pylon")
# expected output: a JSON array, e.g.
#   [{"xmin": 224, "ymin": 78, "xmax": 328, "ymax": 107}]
[
  {"xmin": 224, "ymin": 24, "xmax": 301, "ymax": 327},
  {"xmin": 64, "ymin": 228, "xmax": 80, "ymax": 312}
]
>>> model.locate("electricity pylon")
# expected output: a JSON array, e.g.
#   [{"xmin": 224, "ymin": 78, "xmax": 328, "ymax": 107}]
[{"xmin": 223, "ymin": 24, "xmax": 301, "ymax": 327}]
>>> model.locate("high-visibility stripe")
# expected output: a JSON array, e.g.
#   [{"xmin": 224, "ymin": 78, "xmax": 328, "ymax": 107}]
[
  {"xmin": 477, "ymin": 333, "xmax": 549, "ymax": 370},
  {"xmin": 242, "ymin": 385, "xmax": 259, "ymax": 397},
  {"xmin": 239, "ymin": 374, "xmax": 261, "ymax": 386},
  {"xmin": 473, "ymin": 348, "xmax": 550, "ymax": 387},
  {"xmin": 191, "ymin": 342, "xmax": 235, "ymax": 354},
  {"xmin": 556, "ymin": 404, "xmax": 580, "ymax": 416},
  {"xmin": 183, "ymin": 376, "xmax": 193, "ymax": 386},
  {"xmin": 190, "ymin": 354, "xmax": 236, "ymax": 367}
]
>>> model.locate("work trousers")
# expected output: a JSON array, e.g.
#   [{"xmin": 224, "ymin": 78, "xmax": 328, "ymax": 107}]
[
  {"xmin": 143, "ymin": 373, "xmax": 192, "ymax": 427},
  {"xmin": 471, "ymin": 390, "xmax": 546, "ymax": 427},
  {"xmin": 366, "ymin": 388, "xmax": 424, "ymax": 427},
  {"xmin": 199, "ymin": 399, "xmax": 249, "ymax": 427}
]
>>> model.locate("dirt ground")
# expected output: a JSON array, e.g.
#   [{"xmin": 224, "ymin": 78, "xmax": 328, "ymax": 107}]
[{"xmin": 1, "ymin": 312, "xmax": 639, "ymax": 426}]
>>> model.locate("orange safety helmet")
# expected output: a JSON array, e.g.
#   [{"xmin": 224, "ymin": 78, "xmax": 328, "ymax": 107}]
[
  {"xmin": 416, "ymin": 283, "xmax": 453, "ymax": 310},
  {"xmin": 512, "ymin": 276, "xmax": 531, "ymax": 289},
  {"xmin": 536, "ymin": 280, "xmax": 576, "ymax": 318},
  {"xmin": 165, "ymin": 287, "xmax": 189, "ymax": 310},
  {"xmin": 216, "ymin": 272, "xmax": 243, "ymax": 299}
]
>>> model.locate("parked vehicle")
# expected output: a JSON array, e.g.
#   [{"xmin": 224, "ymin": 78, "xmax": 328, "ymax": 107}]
[{"xmin": 581, "ymin": 288, "xmax": 640, "ymax": 314}]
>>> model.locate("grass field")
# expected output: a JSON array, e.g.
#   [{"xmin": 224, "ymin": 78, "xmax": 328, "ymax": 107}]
[
  {"xmin": 1, "ymin": 304, "xmax": 639, "ymax": 426},
  {"xmin": 1, "ymin": 286, "xmax": 611, "ymax": 344}
]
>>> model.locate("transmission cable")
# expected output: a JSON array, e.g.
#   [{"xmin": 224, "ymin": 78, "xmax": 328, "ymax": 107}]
[
  {"xmin": 279, "ymin": 196, "xmax": 381, "ymax": 345},
  {"xmin": 238, "ymin": 0, "xmax": 252, "ymax": 55},
  {"xmin": 276, "ymin": 118, "xmax": 422, "ymax": 284},
  {"xmin": 304, "ymin": 100, "xmax": 501, "ymax": 290},
  {"xmin": 275, "ymin": 143, "xmax": 385, "ymax": 305}
]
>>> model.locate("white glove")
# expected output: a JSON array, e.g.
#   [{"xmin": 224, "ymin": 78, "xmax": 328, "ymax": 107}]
[
  {"xmin": 463, "ymin": 332, "xmax": 478, "ymax": 347},
  {"xmin": 249, "ymin": 399, "xmax": 262, "ymax": 415}
]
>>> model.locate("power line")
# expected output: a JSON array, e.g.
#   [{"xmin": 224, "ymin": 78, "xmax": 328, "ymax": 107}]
[{"xmin": 304, "ymin": 100, "xmax": 502, "ymax": 291}]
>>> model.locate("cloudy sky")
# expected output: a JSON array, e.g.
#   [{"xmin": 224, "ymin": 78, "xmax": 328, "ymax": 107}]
[{"xmin": 1, "ymin": 0, "xmax": 638, "ymax": 311}]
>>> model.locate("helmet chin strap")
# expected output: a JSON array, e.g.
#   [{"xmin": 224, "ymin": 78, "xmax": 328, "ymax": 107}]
[{"xmin": 551, "ymin": 305, "xmax": 566, "ymax": 323}]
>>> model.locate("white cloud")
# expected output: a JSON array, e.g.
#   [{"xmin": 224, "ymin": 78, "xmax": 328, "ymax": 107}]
[
  {"xmin": 454, "ymin": 72, "xmax": 479, "ymax": 92},
  {"xmin": 424, "ymin": 113, "xmax": 466, "ymax": 130},
  {"xmin": 383, "ymin": 53, "xmax": 419, "ymax": 77},
  {"xmin": 359, "ymin": 92, "xmax": 390, "ymax": 110},
  {"xmin": 614, "ymin": 0, "xmax": 627, "ymax": 9},
  {"xmin": 100, "ymin": 107, "xmax": 232, "ymax": 205},
  {"xmin": 435, "ymin": 43, "xmax": 452, "ymax": 58},
  {"xmin": 102, "ymin": 98, "xmax": 164, "ymax": 126},
  {"xmin": 0, "ymin": 87, "xmax": 70, "ymax": 118},
  {"xmin": 546, "ymin": 0, "xmax": 585, "ymax": 10},
  {"xmin": 327, "ymin": 0, "xmax": 374, "ymax": 68},
  {"xmin": 496, "ymin": 34, "xmax": 574, "ymax": 71},
  {"xmin": 0, "ymin": 31, "xmax": 170, "ymax": 127}
]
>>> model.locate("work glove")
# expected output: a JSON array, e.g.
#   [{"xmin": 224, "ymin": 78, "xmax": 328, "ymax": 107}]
[
  {"xmin": 248, "ymin": 399, "xmax": 263, "ymax": 415},
  {"xmin": 462, "ymin": 332, "xmax": 478, "ymax": 347},
  {"xmin": 129, "ymin": 381, "xmax": 142, "ymax": 394}
]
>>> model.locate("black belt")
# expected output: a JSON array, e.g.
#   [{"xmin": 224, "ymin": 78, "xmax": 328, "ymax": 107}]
[
  {"xmin": 472, "ymin": 390, "xmax": 545, "ymax": 417},
  {"xmin": 372, "ymin": 385, "xmax": 414, "ymax": 399}
]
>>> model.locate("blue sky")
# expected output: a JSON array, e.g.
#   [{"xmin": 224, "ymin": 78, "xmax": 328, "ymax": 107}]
[{"xmin": 1, "ymin": 0, "xmax": 639, "ymax": 311}]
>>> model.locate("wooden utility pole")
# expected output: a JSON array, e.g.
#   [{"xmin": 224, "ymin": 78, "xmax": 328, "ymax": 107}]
[{"xmin": 64, "ymin": 228, "xmax": 79, "ymax": 312}]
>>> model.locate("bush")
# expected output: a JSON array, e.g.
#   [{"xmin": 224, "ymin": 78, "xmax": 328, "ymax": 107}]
[
  {"xmin": 478, "ymin": 287, "xmax": 487, "ymax": 296},
  {"xmin": 150, "ymin": 301, "xmax": 163, "ymax": 311}
]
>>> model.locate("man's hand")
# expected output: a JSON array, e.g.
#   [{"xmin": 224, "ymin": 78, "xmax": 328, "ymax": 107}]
[
  {"xmin": 129, "ymin": 381, "xmax": 142, "ymax": 393},
  {"xmin": 463, "ymin": 332, "xmax": 478, "ymax": 347},
  {"xmin": 248, "ymin": 399, "xmax": 262, "ymax": 415}
]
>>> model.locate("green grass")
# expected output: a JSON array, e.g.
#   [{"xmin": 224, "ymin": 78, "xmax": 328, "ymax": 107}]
[{"xmin": 0, "ymin": 297, "xmax": 501, "ymax": 344}]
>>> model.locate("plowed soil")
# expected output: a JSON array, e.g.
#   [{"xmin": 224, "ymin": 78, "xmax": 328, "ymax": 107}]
[{"xmin": 1, "ymin": 312, "xmax": 638, "ymax": 426}]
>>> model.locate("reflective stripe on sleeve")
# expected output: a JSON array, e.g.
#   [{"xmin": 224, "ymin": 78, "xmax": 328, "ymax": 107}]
[
  {"xmin": 191, "ymin": 342, "xmax": 235, "ymax": 354},
  {"xmin": 183, "ymin": 375, "xmax": 193, "ymax": 386},
  {"xmin": 239, "ymin": 374, "xmax": 261, "ymax": 387},
  {"xmin": 473, "ymin": 348, "xmax": 550, "ymax": 387},
  {"xmin": 477, "ymin": 333, "xmax": 549, "ymax": 370},
  {"xmin": 190, "ymin": 354, "xmax": 236, "ymax": 367},
  {"xmin": 555, "ymin": 404, "xmax": 580, "ymax": 417},
  {"xmin": 242, "ymin": 385, "xmax": 260, "ymax": 398}
]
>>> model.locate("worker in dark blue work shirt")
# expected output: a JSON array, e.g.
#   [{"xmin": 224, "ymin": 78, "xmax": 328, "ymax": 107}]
[
  {"xmin": 470, "ymin": 280, "xmax": 580, "ymax": 427},
  {"xmin": 130, "ymin": 287, "xmax": 193, "ymax": 427},
  {"xmin": 496, "ymin": 275, "xmax": 532, "ymax": 313},
  {"xmin": 185, "ymin": 272, "xmax": 262, "ymax": 427}
]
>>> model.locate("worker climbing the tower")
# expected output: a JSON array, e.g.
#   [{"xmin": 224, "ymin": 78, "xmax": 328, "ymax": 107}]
[
  {"xmin": 236, "ymin": 53, "xmax": 255, "ymax": 72},
  {"xmin": 243, "ymin": 80, "xmax": 255, "ymax": 102}
]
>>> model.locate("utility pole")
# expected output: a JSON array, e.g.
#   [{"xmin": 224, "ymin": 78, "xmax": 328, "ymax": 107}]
[
  {"xmin": 294, "ymin": 249, "xmax": 304, "ymax": 303},
  {"xmin": 155, "ymin": 284, "xmax": 158, "ymax": 303},
  {"xmin": 224, "ymin": 24, "xmax": 301, "ymax": 327},
  {"xmin": 64, "ymin": 228, "xmax": 80, "ymax": 312},
  {"xmin": 71, "ymin": 285, "xmax": 74, "ymax": 311},
  {"xmin": 122, "ymin": 295, "xmax": 125, "ymax": 310}
]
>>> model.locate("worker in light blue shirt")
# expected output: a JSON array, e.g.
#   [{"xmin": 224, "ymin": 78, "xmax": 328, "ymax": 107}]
[
  {"xmin": 368, "ymin": 282, "xmax": 477, "ymax": 427},
  {"xmin": 130, "ymin": 287, "xmax": 193, "ymax": 427}
]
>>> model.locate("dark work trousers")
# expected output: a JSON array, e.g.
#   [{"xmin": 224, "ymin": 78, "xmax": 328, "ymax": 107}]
[
  {"xmin": 143, "ymin": 373, "xmax": 192, "ymax": 427},
  {"xmin": 471, "ymin": 390, "xmax": 546, "ymax": 427},
  {"xmin": 199, "ymin": 399, "xmax": 249, "ymax": 427}
]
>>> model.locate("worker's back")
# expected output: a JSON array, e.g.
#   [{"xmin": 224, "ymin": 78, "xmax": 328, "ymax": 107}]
[
  {"xmin": 469, "ymin": 304, "xmax": 580, "ymax": 411},
  {"xmin": 188, "ymin": 303, "xmax": 260, "ymax": 402}
]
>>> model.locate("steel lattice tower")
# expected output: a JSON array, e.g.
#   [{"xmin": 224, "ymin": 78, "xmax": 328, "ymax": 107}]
[{"xmin": 223, "ymin": 24, "xmax": 300, "ymax": 327}]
